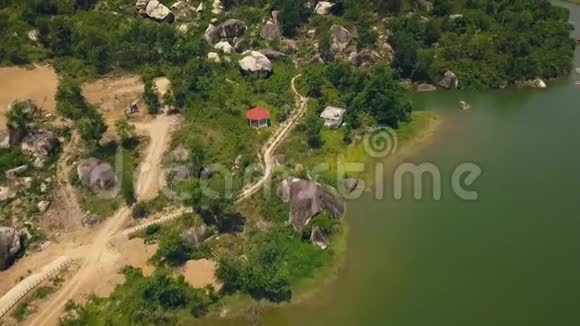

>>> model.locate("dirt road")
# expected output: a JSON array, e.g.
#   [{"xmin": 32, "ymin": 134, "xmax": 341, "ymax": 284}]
[
  {"xmin": 23, "ymin": 114, "xmax": 178, "ymax": 326},
  {"xmin": 237, "ymin": 74, "xmax": 308, "ymax": 202},
  {"xmin": 134, "ymin": 115, "xmax": 180, "ymax": 201}
]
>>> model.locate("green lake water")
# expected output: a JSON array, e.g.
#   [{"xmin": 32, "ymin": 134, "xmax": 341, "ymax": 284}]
[{"xmin": 212, "ymin": 2, "xmax": 580, "ymax": 325}]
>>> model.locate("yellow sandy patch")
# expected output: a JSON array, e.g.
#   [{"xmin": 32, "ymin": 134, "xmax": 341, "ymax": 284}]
[
  {"xmin": 0, "ymin": 65, "xmax": 58, "ymax": 129},
  {"xmin": 180, "ymin": 259, "xmax": 222, "ymax": 290}
]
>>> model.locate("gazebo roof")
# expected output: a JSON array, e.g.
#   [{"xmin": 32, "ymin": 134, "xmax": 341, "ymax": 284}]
[{"xmin": 246, "ymin": 106, "xmax": 270, "ymax": 120}]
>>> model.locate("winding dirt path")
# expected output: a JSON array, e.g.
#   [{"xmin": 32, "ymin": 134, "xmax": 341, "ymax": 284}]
[
  {"xmin": 237, "ymin": 74, "xmax": 308, "ymax": 202},
  {"xmin": 17, "ymin": 114, "xmax": 178, "ymax": 325},
  {"xmin": 1, "ymin": 74, "xmax": 306, "ymax": 323}
]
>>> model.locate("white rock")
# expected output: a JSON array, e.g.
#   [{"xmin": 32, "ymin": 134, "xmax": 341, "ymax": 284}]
[
  {"xmin": 27, "ymin": 30, "xmax": 39, "ymax": 42},
  {"xmin": 0, "ymin": 186, "xmax": 15, "ymax": 202},
  {"xmin": 208, "ymin": 52, "xmax": 221, "ymax": 63},
  {"xmin": 177, "ymin": 24, "xmax": 189, "ymax": 33},
  {"xmin": 239, "ymin": 51, "xmax": 273, "ymax": 75},
  {"xmin": 532, "ymin": 78, "xmax": 547, "ymax": 89},
  {"xmin": 214, "ymin": 41, "xmax": 233, "ymax": 54},
  {"xmin": 37, "ymin": 201, "xmax": 51, "ymax": 213},
  {"xmin": 315, "ymin": 1, "xmax": 335, "ymax": 15},
  {"xmin": 144, "ymin": 0, "xmax": 175, "ymax": 22},
  {"xmin": 196, "ymin": 2, "xmax": 205, "ymax": 12}
]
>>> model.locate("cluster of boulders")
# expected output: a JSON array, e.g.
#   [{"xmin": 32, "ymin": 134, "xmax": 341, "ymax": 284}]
[
  {"xmin": 518, "ymin": 78, "xmax": 547, "ymax": 89},
  {"xmin": 77, "ymin": 158, "xmax": 117, "ymax": 193},
  {"xmin": 279, "ymin": 178, "xmax": 345, "ymax": 248},
  {"xmin": 204, "ymin": 19, "xmax": 248, "ymax": 45},
  {"xmin": 0, "ymin": 226, "xmax": 22, "ymax": 270},
  {"xmin": 136, "ymin": 0, "xmax": 175, "ymax": 23},
  {"xmin": 21, "ymin": 129, "xmax": 60, "ymax": 168}
]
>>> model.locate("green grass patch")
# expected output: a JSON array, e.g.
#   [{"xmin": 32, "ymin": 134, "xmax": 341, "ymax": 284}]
[{"xmin": 279, "ymin": 111, "xmax": 438, "ymax": 186}]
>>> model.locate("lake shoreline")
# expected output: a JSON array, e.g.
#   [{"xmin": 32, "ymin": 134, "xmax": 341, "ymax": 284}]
[{"xmin": 203, "ymin": 110, "xmax": 442, "ymax": 323}]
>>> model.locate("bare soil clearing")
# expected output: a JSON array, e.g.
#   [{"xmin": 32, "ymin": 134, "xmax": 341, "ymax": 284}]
[
  {"xmin": 0, "ymin": 113, "xmax": 178, "ymax": 325},
  {"xmin": 81, "ymin": 75, "xmax": 146, "ymax": 138},
  {"xmin": 180, "ymin": 259, "xmax": 222, "ymax": 290},
  {"xmin": 0, "ymin": 65, "xmax": 58, "ymax": 129}
]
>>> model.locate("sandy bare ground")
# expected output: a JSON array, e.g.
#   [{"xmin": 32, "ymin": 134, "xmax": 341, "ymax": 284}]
[
  {"xmin": 180, "ymin": 259, "xmax": 222, "ymax": 290},
  {"xmin": 134, "ymin": 114, "xmax": 181, "ymax": 201},
  {"xmin": 0, "ymin": 65, "xmax": 58, "ymax": 129},
  {"xmin": 0, "ymin": 114, "xmax": 179, "ymax": 326},
  {"xmin": 237, "ymin": 74, "xmax": 308, "ymax": 202}
]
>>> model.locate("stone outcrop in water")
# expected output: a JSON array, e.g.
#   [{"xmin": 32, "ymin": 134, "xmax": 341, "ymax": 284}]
[
  {"xmin": 439, "ymin": 70, "xmax": 459, "ymax": 89},
  {"xmin": 279, "ymin": 178, "xmax": 345, "ymax": 231},
  {"xmin": 0, "ymin": 227, "xmax": 22, "ymax": 270},
  {"xmin": 77, "ymin": 158, "xmax": 116, "ymax": 193}
]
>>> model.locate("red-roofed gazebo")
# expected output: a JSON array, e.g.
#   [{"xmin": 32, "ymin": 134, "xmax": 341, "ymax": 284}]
[{"xmin": 246, "ymin": 106, "xmax": 270, "ymax": 129}]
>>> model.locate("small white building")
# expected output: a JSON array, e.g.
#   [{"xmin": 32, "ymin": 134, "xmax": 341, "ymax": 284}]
[{"xmin": 320, "ymin": 106, "xmax": 346, "ymax": 128}]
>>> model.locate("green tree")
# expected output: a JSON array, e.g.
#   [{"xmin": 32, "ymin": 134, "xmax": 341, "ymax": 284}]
[
  {"xmin": 280, "ymin": 0, "xmax": 306, "ymax": 37},
  {"xmin": 156, "ymin": 232, "xmax": 193, "ymax": 266},
  {"xmin": 56, "ymin": 77, "xmax": 87, "ymax": 120},
  {"xmin": 6, "ymin": 100, "xmax": 39, "ymax": 142},
  {"xmin": 114, "ymin": 118, "xmax": 136, "ymax": 147},
  {"xmin": 75, "ymin": 111, "xmax": 107, "ymax": 145},
  {"xmin": 305, "ymin": 111, "xmax": 323, "ymax": 148},
  {"xmin": 392, "ymin": 31, "xmax": 418, "ymax": 78},
  {"xmin": 144, "ymin": 81, "xmax": 160, "ymax": 114}
]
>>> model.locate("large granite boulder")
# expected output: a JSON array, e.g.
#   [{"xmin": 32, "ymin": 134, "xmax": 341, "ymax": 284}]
[
  {"xmin": 261, "ymin": 21, "xmax": 280, "ymax": 41},
  {"xmin": 77, "ymin": 158, "xmax": 117, "ymax": 193},
  {"xmin": 21, "ymin": 129, "xmax": 60, "ymax": 168},
  {"xmin": 137, "ymin": 0, "xmax": 175, "ymax": 23},
  {"xmin": 219, "ymin": 19, "xmax": 247, "ymax": 39},
  {"xmin": 330, "ymin": 25, "xmax": 353, "ymax": 54},
  {"xmin": 439, "ymin": 70, "xmax": 459, "ymax": 89},
  {"xmin": 181, "ymin": 224, "xmax": 210, "ymax": 246},
  {"xmin": 204, "ymin": 24, "xmax": 220, "ymax": 45},
  {"xmin": 349, "ymin": 51, "xmax": 375, "ymax": 68},
  {"xmin": 0, "ymin": 227, "xmax": 22, "ymax": 270},
  {"xmin": 239, "ymin": 51, "xmax": 273, "ymax": 76},
  {"xmin": 315, "ymin": 1, "xmax": 335, "ymax": 15},
  {"xmin": 279, "ymin": 178, "xmax": 345, "ymax": 231},
  {"xmin": 233, "ymin": 38, "xmax": 250, "ymax": 53},
  {"xmin": 214, "ymin": 41, "xmax": 233, "ymax": 54}
]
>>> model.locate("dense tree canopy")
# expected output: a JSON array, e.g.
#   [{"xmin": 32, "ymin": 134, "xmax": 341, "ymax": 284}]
[{"xmin": 390, "ymin": 0, "xmax": 575, "ymax": 88}]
